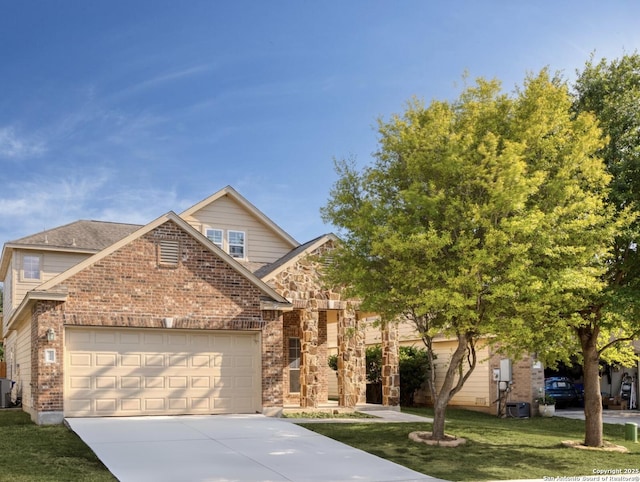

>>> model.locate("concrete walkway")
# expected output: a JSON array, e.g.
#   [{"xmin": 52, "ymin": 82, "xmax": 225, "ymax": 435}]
[
  {"xmin": 66, "ymin": 413, "xmax": 443, "ymax": 482},
  {"xmin": 556, "ymin": 408, "xmax": 640, "ymax": 426}
]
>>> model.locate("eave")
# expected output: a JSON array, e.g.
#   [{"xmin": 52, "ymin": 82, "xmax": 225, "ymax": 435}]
[{"xmin": 5, "ymin": 288, "xmax": 69, "ymax": 333}]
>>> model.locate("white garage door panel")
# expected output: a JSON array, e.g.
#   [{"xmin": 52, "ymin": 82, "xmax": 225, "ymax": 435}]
[{"xmin": 65, "ymin": 328, "xmax": 261, "ymax": 417}]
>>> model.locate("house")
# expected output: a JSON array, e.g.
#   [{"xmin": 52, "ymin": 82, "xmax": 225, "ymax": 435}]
[
  {"xmin": 1, "ymin": 186, "xmax": 402, "ymax": 425},
  {"xmin": 6, "ymin": 184, "xmax": 607, "ymax": 424}
]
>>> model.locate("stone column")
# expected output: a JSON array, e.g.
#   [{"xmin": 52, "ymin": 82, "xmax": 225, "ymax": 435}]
[
  {"xmin": 300, "ymin": 308, "xmax": 319, "ymax": 408},
  {"xmin": 337, "ymin": 305, "xmax": 366, "ymax": 407},
  {"xmin": 382, "ymin": 322, "xmax": 400, "ymax": 406}
]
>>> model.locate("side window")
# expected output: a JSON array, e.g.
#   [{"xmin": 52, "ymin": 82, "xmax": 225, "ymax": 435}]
[
  {"xmin": 22, "ymin": 254, "xmax": 41, "ymax": 280},
  {"xmin": 288, "ymin": 337, "xmax": 301, "ymax": 393},
  {"xmin": 205, "ymin": 228, "xmax": 223, "ymax": 249},
  {"xmin": 228, "ymin": 230, "xmax": 245, "ymax": 259}
]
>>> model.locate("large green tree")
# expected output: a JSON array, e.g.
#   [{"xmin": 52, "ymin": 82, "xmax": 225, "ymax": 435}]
[
  {"xmin": 564, "ymin": 54, "xmax": 640, "ymax": 447},
  {"xmin": 322, "ymin": 71, "xmax": 616, "ymax": 441}
]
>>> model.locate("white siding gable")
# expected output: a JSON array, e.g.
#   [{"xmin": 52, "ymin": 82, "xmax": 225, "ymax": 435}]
[{"xmin": 183, "ymin": 194, "xmax": 294, "ymax": 264}]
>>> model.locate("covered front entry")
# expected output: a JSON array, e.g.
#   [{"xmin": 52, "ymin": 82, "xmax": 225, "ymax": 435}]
[{"xmin": 64, "ymin": 327, "xmax": 261, "ymax": 417}]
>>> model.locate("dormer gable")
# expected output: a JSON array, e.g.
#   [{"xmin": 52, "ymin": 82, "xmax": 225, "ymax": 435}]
[{"xmin": 180, "ymin": 186, "xmax": 298, "ymax": 265}]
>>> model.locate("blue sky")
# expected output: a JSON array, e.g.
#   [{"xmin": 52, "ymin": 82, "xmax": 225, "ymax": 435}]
[{"xmin": 1, "ymin": 1, "xmax": 639, "ymax": 245}]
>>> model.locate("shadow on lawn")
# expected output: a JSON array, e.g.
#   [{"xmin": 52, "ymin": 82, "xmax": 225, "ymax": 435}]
[{"xmin": 302, "ymin": 408, "xmax": 638, "ymax": 481}]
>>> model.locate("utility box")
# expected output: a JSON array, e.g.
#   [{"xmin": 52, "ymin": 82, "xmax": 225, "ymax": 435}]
[
  {"xmin": 500, "ymin": 359, "xmax": 512, "ymax": 382},
  {"xmin": 0, "ymin": 378, "xmax": 11, "ymax": 408},
  {"xmin": 506, "ymin": 402, "xmax": 530, "ymax": 418}
]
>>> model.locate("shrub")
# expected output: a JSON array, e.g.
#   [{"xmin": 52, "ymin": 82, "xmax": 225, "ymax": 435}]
[
  {"xmin": 327, "ymin": 354, "xmax": 338, "ymax": 371},
  {"xmin": 398, "ymin": 346, "xmax": 430, "ymax": 406},
  {"xmin": 365, "ymin": 344, "xmax": 431, "ymax": 406}
]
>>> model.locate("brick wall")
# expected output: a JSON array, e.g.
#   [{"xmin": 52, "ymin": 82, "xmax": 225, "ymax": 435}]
[
  {"xmin": 31, "ymin": 300, "xmax": 65, "ymax": 414},
  {"xmin": 31, "ymin": 220, "xmax": 283, "ymax": 415},
  {"xmin": 261, "ymin": 314, "xmax": 284, "ymax": 408},
  {"xmin": 62, "ymin": 222, "xmax": 263, "ymax": 327},
  {"xmin": 283, "ymin": 311, "xmax": 301, "ymax": 405},
  {"xmin": 489, "ymin": 349, "xmax": 545, "ymax": 416}
]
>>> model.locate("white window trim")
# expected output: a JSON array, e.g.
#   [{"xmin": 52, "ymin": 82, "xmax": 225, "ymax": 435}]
[
  {"xmin": 205, "ymin": 227, "xmax": 223, "ymax": 249},
  {"xmin": 21, "ymin": 253, "xmax": 42, "ymax": 281},
  {"xmin": 228, "ymin": 230, "xmax": 246, "ymax": 259},
  {"xmin": 44, "ymin": 349, "xmax": 56, "ymax": 364},
  {"xmin": 288, "ymin": 337, "xmax": 301, "ymax": 393}
]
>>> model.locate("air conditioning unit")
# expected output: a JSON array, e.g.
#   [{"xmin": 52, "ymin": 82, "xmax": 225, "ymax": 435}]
[
  {"xmin": 506, "ymin": 402, "xmax": 530, "ymax": 418},
  {"xmin": 0, "ymin": 378, "xmax": 12, "ymax": 408}
]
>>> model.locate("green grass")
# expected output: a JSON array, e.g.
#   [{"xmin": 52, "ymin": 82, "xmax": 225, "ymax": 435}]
[
  {"xmin": 0, "ymin": 411, "xmax": 115, "ymax": 482},
  {"xmin": 299, "ymin": 407, "xmax": 640, "ymax": 481}
]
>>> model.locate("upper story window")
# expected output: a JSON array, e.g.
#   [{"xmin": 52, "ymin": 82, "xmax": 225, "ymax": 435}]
[
  {"xmin": 205, "ymin": 228, "xmax": 223, "ymax": 249},
  {"xmin": 228, "ymin": 230, "xmax": 245, "ymax": 259},
  {"xmin": 22, "ymin": 254, "xmax": 41, "ymax": 280}
]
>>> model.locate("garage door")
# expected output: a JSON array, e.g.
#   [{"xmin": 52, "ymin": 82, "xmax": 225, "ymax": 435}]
[{"xmin": 64, "ymin": 327, "xmax": 261, "ymax": 417}]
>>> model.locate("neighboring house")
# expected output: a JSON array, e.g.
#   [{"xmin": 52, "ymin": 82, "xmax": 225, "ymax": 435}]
[
  {"xmin": 0, "ymin": 186, "xmax": 391, "ymax": 424},
  {"xmin": 359, "ymin": 316, "xmax": 639, "ymax": 414},
  {"xmin": 338, "ymin": 317, "xmax": 546, "ymax": 415}
]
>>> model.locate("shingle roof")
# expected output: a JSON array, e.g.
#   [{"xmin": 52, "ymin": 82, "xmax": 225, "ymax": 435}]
[
  {"xmin": 253, "ymin": 234, "xmax": 329, "ymax": 279},
  {"xmin": 8, "ymin": 220, "xmax": 142, "ymax": 251}
]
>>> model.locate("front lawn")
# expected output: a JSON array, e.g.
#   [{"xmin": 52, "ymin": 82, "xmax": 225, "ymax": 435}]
[
  {"xmin": 299, "ymin": 407, "xmax": 640, "ymax": 481},
  {"xmin": 0, "ymin": 411, "xmax": 115, "ymax": 482}
]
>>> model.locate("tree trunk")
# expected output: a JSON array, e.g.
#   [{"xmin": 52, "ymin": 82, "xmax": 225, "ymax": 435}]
[
  {"xmin": 429, "ymin": 333, "xmax": 471, "ymax": 440},
  {"xmin": 579, "ymin": 325, "xmax": 603, "ymax": 447},
  {"xmin": 432, "ymin": 392, "xmax": 449, "ymax": 440}
]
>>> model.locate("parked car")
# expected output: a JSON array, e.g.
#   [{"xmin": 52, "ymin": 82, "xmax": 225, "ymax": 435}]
[{"xmin": 544, "ymin": 377, "xmax": 583, "ymax": 407}]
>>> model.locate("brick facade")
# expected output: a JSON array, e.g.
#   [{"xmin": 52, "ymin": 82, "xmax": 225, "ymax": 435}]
[
  {"xmin": 31, "ymin": 300, "xmax": 65, "ymax": 421},
  {"xmin": 30, "ymin": 220, "xmax": 284, "ymax": 421},
  {"xmin": 489, "ymin": 350, "xmax": 545, "ymax": 416},
  {"xmin": 283, "ymin": 311, "xmax": 302, "ymax": 405},
  {"xmin": 62, "ymin": 222, "xmax": 264, "ymax": 328}
]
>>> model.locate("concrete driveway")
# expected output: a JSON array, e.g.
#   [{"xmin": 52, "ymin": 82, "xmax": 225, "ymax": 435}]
[{"xmin": 66, "ymin": 414, "xmax": 441, "ymax": 482}]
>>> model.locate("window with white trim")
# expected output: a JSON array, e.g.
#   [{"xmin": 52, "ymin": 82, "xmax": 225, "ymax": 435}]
[
  {"xmin": 22, "ymin": 254, "xmax": 41, "ymax": 280},
  {"xmin": 288, "ymin": 337, "xmax": 301, "ymax": 393},
  {"xmin": 228, "ymin": 230, "xmax": 245, "ymax": 259},
  {"xmin": 44, "ymin": 349, "xmax": 56, "ymax": 364},
  {"xmin": 205, "ymin": 228, "xmax": 223, "ymax": 249}
]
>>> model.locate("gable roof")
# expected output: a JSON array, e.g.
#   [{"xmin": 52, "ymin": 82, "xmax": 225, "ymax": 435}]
[
  {"xmin": 0, "ymin": 220, "xmax": 141, "ymax": 279},
  {"xmin": 5, "ymin": 212, "xmax": 291, "ymax": 332},
  {"xmin": 180, "ymin": 185, "xmax": 299, "ymax": 248},
  {"xmin": 36, "ymin": 212, "xmax": 289, "ymax": 303},
  {"xmin": 255, "ymin": 233, "xmax": 339, "ymax": 281}
]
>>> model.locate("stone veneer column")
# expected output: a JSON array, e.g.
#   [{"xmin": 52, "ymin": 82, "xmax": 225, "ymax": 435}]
[
  {"xmin": 382, "ymin": 322, "xmax": 400, "ymax": 406},
  {"xmin": 300, "ymin": 308, "xmax": 320, "ymax": 408},
  {"xmin": 337, "ymin": 305, "xmax": 366, "ymax": 407}
]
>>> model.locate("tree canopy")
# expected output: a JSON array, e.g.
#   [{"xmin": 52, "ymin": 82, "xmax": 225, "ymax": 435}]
[
  {"xmin": 322, "ymin": 70, "xmax": 618, "ymax": 440},
  {"xmin": 567, "ymin": 54, "xmax": 640, "ymax": 446}
]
